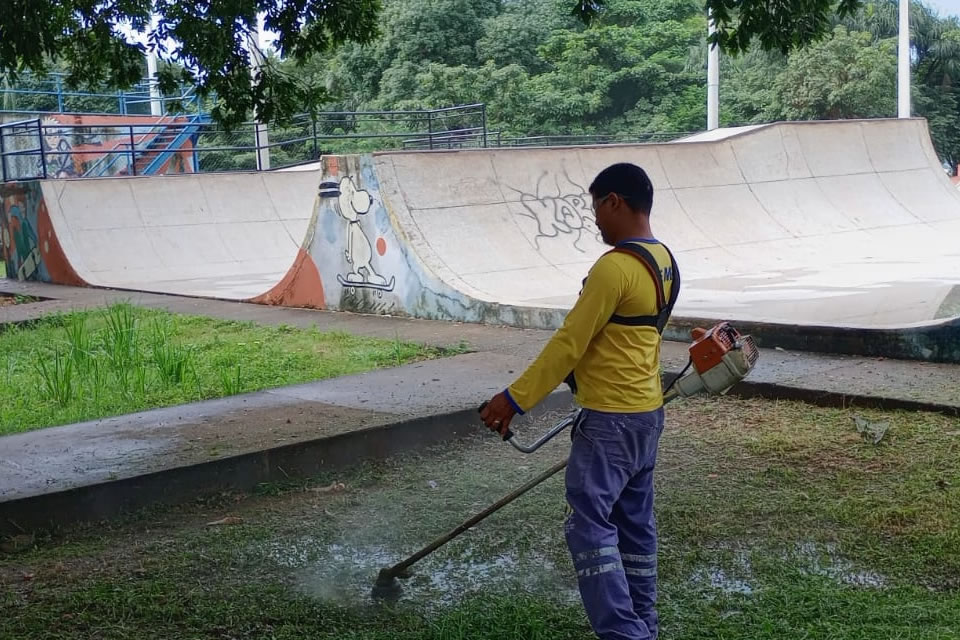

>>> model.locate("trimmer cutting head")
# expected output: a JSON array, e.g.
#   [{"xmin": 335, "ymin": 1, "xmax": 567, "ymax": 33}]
[{"xmin": 370, "ymin": 568, "xmax": 404, "ymax": 601}]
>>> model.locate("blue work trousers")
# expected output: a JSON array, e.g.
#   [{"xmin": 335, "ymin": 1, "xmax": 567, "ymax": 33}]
[{"xmin": 564, "ymin": 408, "xmax": 665, "ymax": 640}]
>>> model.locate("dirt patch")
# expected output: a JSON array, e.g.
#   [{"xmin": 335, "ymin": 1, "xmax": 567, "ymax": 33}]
[{"xmin": 155, "ymin": 402, "xmax": 397, "ymax": 461}]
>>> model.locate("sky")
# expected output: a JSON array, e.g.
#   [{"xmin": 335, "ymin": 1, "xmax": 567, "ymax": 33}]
[{"xmin": 927, "ymin": 0, "xmax": 960, "ymax": 17}]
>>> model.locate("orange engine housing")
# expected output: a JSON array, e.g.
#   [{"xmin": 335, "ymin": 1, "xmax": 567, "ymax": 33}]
[{"xmin": 688, "ymin": 322, "xmax": 756, "ymax": 374}]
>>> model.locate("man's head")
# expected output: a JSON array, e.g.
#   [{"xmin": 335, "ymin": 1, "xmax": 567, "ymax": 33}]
[{"xmin": 589, "ymin": 163, "xmax": 654, "ymax": 246}]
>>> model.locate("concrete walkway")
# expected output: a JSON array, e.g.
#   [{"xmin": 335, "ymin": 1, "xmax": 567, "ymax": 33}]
[{"xmin": 1, "ymin": 280, "xmax": 958, "ymax": 533}]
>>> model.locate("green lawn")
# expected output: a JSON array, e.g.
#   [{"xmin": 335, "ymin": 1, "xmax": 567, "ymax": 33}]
[
  {"xmin": 0, "ymin": 303, "xmax": 464, "ymax": 435},
  {"xmin": 1, "ymin": 397, "xmax": 958, "ymax": 639}
]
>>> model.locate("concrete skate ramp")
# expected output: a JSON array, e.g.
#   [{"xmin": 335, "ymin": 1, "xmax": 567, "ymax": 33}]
[
  {"xmin": 2, "ymin": 171, "xmax": 322, "ymax": 305},
  {"xmin": 3, "ymin": 117, "xmax": 959, "ymax": 361},
  {"xmin": 370, "ymin": 118, "xmax": 960, "ymax": 328}
]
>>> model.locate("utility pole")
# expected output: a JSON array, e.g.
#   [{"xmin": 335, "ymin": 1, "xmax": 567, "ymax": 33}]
[
  {"xmin": 899, "ymin": 0, "xmax": 911, "ymax": 118},
  {"xmin": 249, "ymin": 18, "xmax": 270, "ymax": 170},
  {"xmin": 707, "ymin": 11, "xmax": 719, "ymax": 131},
  {"xmin": 146, "ymin": 52, "xmax": 162, "ymax": 117},
  {"xmin": 146, "ymin": 14, "xmax": 162, "ymax": 116}
]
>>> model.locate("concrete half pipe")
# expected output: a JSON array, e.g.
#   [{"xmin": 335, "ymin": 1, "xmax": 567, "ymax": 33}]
[{"xmin": 2, "ymin": 118, "xmax": 959, "ymax": 361}]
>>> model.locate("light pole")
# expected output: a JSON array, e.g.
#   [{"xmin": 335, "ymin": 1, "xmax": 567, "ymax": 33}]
[
  {"xmin": 899, "ymin": 0, "xmax": 911, "ymax": 118},
  {"xmin": 707, "ymin": 11, "xmax": 719, "ymax": 131},
  {"xmin": 248, "ymin": 17, "xmax": 270, "ymax": 170}
]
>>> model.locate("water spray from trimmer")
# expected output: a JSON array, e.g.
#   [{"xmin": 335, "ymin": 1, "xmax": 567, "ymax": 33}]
[{"xmin": 371, "ymin": 322, "xmax": 759, "ymax": 601}]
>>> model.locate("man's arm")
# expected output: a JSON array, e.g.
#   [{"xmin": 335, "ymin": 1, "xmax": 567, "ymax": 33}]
[{"xmin": 480, "ymin": 256, "xmax": 625, "ymax": 433}]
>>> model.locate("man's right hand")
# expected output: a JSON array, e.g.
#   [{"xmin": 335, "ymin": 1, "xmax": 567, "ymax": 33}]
[{"xmin": 479, "ymin": 392, "xmax": 517, "ymax": 438}]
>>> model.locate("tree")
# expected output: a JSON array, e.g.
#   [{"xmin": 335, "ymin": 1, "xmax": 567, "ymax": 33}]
[
  {"xmin": 573, "ymin": 0, "xmax": 865, "ymax": 54},
  {"xmin": 0, "ymin": 0, "xmax": 381, "ymax": 128},
  {"xmin": 477, "ymin": 0, "xmax": 581, "ymax": 73},
  {"xmin": 770, "ymin": 26, "xmax": 896, "ymax": 120}
]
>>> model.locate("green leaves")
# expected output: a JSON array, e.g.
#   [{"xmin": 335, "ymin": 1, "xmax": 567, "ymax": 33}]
[
  {"xmin": 0, "ymin": 0, "xmax": 382, "ymax": 129},
  {"xmin": 771, "ymin": 26, "xmax": 897, "ymax": 121},
  {"xmin": 571, "ymin": 0, "xmax": 866, "ymax": 54}
]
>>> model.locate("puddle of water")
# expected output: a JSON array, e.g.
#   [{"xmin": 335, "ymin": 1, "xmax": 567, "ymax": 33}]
[
  {"xmin": 791, "ymin": 542, "xmax": 886, "ymax": 588},
  {"xmin": 688, "ymin": 548, "xmax": 755, "ymax": 597},
  {"xmin": 254, "ymin": 536, "xmax": 580, "ymax": 608},
  {"xmin": 686, "ymin": 542, "xmax": 886, "ymax": 596}
]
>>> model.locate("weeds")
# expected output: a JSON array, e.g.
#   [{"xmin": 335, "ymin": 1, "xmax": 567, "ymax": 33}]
[
  {"xmin": 34, "ymin": 348, "xmax": 74, "ymax": 406},
  {"xmin": 149, "ymin": 318, "xmax": 193, "ymax": 386},
  {"xmin": 3, "ymin": 304, "xmax": 450, "ymax": 435},
  {"xmin": 64, "ymin": 314, "xmax": 92, "ymax": 372},
  {"xmin": 217, "ymin": 364, "xmax": 242, "ymax": 395}
]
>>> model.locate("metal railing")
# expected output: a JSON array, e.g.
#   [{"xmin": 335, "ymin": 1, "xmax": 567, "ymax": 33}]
[
  {"xmin": 0, "ymin": 101, "xmax": 701, "ymax": 182},
  {"xmin": 0, "ymin": 104, "xmax": 492, "ymax": 179},
  {"xmin": 0, "ymin": 72, "xmax": 203, "ymax": 117},
  {"xmin": 495, "ymin": 132, "xmax": 694, "ymax": 146},
  {"xmin": 0, "ymin": 117, "xmax": 209, "ymax": 180}
]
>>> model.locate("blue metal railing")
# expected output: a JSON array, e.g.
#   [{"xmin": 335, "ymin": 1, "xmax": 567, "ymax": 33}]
[
  {"xmin": 0, "ymin": 72, "xmax": 204, "ymax": 117},
  {"xmin": 82, "ymin": 115, "xmax": 178, "ymax": 178},
  {"xmin": 141, "ymin": 115, "xmax": 204, "ymax": 175}
]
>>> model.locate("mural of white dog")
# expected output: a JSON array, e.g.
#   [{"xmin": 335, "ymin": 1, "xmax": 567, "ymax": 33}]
[{"xmin": 319, "ymin": 176, "xmax": 395, "ymax": 293}]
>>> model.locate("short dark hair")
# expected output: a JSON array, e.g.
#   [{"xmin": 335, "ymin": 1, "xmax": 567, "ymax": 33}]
[{"xmin": 589, "ymin": 163, "xmax": 654, "ymax": 214}]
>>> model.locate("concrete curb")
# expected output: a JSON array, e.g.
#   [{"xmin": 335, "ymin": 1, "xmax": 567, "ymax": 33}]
[
  {"xmin": 724, "ymin": 380, "xmax": 960, "ymax": 418},
  {"xmin": 666, "ymin": 316, "xmax": 960, "ymax": 365},
  {"xmin": 0, "ymin": 394, "xmax": 575, "ymax": 537},
  {"xmin": 4, "ymin": 373, "xmax": 958, "ymax": 537}
]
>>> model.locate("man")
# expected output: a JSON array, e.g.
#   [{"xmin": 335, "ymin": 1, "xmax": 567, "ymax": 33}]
[{"xmin": 480, "ymin": 162, "xmax": 679, "ymax": 640}]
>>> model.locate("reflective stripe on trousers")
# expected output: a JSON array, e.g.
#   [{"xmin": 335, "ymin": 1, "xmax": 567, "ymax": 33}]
[{"xmin": 564, "ymin": 408, "xmax": 664, "ymax": 640}]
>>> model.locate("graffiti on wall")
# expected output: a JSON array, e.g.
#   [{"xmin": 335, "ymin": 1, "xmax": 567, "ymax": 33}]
[
  {"xmin": 40, "ymin": 118, "xmax": 79, "ymax": 178},
  {"xmin": 0, "ymin": 182, "xmax": 83, "ymax": 284},
  {"xmin": 305, "ymin": 155, "xmax": 567, "ymax": 330},
  {"xmin": 506, "ymin": 171, "xmax": 601, "ymax": 252},
  {"xmin": 319, "ymin": 176, "xmax": 396, "ymax": 296},
  {"xmin": 0, "ymin": 188, "xmax": 42, "ymax": 280}
]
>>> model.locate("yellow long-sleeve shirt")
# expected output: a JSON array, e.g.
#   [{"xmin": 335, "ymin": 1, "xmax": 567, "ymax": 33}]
[{"xmin": 506, "ymin": 240, "xmax": 675, "ymax": 414}]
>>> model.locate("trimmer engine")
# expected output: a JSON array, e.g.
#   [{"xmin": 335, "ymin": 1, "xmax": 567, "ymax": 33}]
[{"xmin": 672, "ymin": 322, "xmax": 759, "ymax": 397}]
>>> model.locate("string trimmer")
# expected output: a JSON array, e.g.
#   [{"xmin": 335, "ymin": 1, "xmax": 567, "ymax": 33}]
[{"xmin": 371, "ymin": 321, "xmax": 759, "ymax": 600}]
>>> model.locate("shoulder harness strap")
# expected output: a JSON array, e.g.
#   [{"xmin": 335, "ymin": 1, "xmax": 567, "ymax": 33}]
[
  {"xmin": 563, "ymin": 242, "xmax": 680, "ymax": 395},
  {"xmin": 606, "ymin": 243, "xmax": 680, "ymax": 334}
]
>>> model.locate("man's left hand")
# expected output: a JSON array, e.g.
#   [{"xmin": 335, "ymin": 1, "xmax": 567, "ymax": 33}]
[{"xmin": 480, "ymin": 392, "xmax": 517, "ymax": 438}]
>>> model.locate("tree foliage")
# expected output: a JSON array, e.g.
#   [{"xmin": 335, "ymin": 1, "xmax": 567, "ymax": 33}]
[
  {"xmin": 0, "ymin": 0, "xmax": 883, "ymax": 129},
  {"xmin": 0, "ymin": 0, "xmax": 381, "ymax": 128},
  {"xmin": 4, "ymin": 0, "xmax": 960, "ymax": 170},
  {"xmin": 573, "ymin": 0, "xmax": 864, "ymax": 54}
]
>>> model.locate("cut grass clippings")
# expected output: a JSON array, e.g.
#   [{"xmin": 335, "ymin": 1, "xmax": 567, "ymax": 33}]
[
  {"xmin": 1, "ymin": 397, "xmax": 958, "ymax": 639},
  {"xmin": 0, "ymin": 294, "xmax": 37, "ymax": 307},
  {"xmin": 0, "ymin": 302, "xmax": 466, "ymax": 435}
]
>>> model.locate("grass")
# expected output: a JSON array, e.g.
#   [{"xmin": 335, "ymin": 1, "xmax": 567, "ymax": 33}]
[
  {"xmin": 1, "ymin": 397, "xmax": 958, "ymax": 639},
  {"xmin": 0, "ymin": 302, "xmax": 466, "ymax": 435}
]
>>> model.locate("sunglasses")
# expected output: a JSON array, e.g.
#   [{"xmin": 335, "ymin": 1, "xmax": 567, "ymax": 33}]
[{"xmin": 591, "ymin": 193, "xmax": 617, "ymax": 212}]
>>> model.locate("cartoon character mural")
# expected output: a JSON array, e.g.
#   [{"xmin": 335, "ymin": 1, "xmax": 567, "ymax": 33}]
[{"xmin": 319, "ymin": 176, "xmax": 395, "ymax": 295}]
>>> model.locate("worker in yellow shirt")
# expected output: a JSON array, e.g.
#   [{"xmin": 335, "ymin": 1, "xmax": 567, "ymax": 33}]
[{"xmin": 481, "ymin": 163, "xmax": 679, "ymax": 640}]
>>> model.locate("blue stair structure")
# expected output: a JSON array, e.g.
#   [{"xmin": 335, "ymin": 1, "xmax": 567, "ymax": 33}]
[
  {"xmin": 80, "ymin": 113, "xmax": 208, "ymax": 178},
  {"xmin": 137, "ymin": 114, "xmax": 206, "ymax": 175}
]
